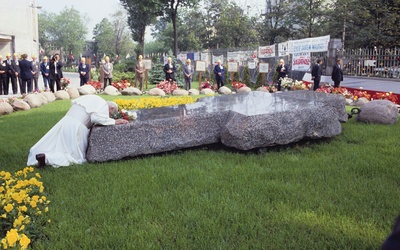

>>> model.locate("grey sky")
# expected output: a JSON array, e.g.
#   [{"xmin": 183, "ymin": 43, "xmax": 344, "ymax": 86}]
[{"xmin": 36, "ymin": 0, "xmax": 266, "ymax": 41}]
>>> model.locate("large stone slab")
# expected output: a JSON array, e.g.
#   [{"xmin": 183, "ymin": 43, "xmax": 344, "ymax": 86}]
[{"xmin": 87, "ymin": 91, "xmax": 346, "ymax": 162}]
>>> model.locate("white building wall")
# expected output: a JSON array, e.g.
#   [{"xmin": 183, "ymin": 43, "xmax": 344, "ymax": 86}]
[{"xmin": 0, "ymin": 0, "xmax": 40, "ymax": 57}]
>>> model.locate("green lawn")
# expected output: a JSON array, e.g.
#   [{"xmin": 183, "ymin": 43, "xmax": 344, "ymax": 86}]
[{"xmin": 0, "ymin": 95, "xmax": 399, "ymax": 249}]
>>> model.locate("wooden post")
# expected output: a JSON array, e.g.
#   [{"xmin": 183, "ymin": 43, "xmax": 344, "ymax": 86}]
[
  {"xmin": 231, "ymin": 72, "xmax": 235, "ymax": 84},
  {"xmin": 145, "ymin": 70, "xmax": 148, "ymax": 90},
  {"xmin": 262, "ymin": 73, "xmax": 265, "ymax": 86},
  {"xmin": 198, "ymin": 72, "xmax": 202, "ymax": 90}
]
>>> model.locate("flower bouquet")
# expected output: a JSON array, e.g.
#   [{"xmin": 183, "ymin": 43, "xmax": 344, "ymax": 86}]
[
  {"xmin": 280, "ymin": 77, "xmax": 293, "ymax": 90},
  {"xmin": 231, "ymin": 82, "xmax": 247, "ymax": 90},
  {"xmin": 265, "ymin": 84, "xmax": 277, "ymax": 93},
  {"xmin": 156, "ymin": 80, "xmax": 179, "ymax": 94},
  {"xmin": 110, "ymin": 109, "xmax": 137, "ymax": 121},
  {"xmin": 200, "ymin": 79, "xmax": 213, "ymax": 91},
  {"xmin": 372, "ymin": 92, "xmax": 398, "ymax": 103},
  {"xmin": 315, "ymin": 86, "xmax": 332, "ymax": 93},
  {"xmin": 112, "ymin": 80, "xmax": 131, "ymax": 91},
  {"xmin": 291, "ymin": 80, "xmax": 309, "ymax": 90},
  {"xmin": 86, "ymin": 81, "xmax": 102, "ymax": 92},
  {"xmin": 61, "ymin": 78, "xmax": 70, "ymax": 90},
  {"xmin": 352, "ymin": 90, "xmax": 371, "ymax": 101},
  {"xmin": 331, "ymin": 87, "xmax": 353, "ymax": 99}
]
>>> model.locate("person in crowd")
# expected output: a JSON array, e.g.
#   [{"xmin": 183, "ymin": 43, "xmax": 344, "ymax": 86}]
[
  {"xmin": 4, "ymin": 53, "xmax": 12, "ymax": 95},
  {"xmin": 10, "ymin": 53, "xmax": 21, "ymax": 94},
  {"xmin": 78, "ymin": 57, "xmax": 90, "ymax": 86},
  {"xmin": 0, "ymin": 55, "xmax": 7, "ymax": 95},
  {"xmin": 31, "ymin": 54, "xmax": 40, "ymax": 92},
  {"xmin": 183, "ymin": 59, "xmax": 194, "ymax": 90},
  {"xmin": 19, "ymin": 54, "xmax": 33, "ymax": 94},
  {"xmin": 214, "ymin": 59, "xmax": 225, "ymax": 89},
  {"xmin": 102, "ymin": 56, "xmax": 113, "ymax": 89},
  {"xmin": 311, "ymin": 58, "xmax": 323, "ymax": 91},
  {"xmin": 27, "ymin": 95, "xmax": 128, "ymax": 168},
  {"xmin": 40, "ymin": 56, "xmax": 50, "ymax": 91},
  {"xmin": 135, "ymin": 55, "xmax": 146, "ymax": 91},
  {"xmin": 99, "ymin": 59, "xmax": 105, "ymax": 86},
  {"xmin": 163, "ymin": 57, "xmax": 175, "ymax": 81},
  {"xmin": 276, "ymin": 58, "xmax": 289, "ymax": 91},
  {"xmin": 49, "ymin": 53, "xmax": 63, "ymax": 93},
  {"xmin": 331, "ymin": 58, "xmax": 343, "ymax": 88}
]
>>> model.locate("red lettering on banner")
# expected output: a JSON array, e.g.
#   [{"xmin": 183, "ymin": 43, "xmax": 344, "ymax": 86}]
[
  {"xmin": 260, "ymin": 48, "xmax": 273, "ymax": 54},
  {"xmin": 293, "ymin": 58, "xmax": 310, "ymax": 65}
]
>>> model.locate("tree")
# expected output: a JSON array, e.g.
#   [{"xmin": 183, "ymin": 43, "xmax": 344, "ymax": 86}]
[
  {"xmin": 93, "ymin": 18, "xmax": 115, "ymax": 58},
  {"xmin": 120, "ymin": 0, "xmax": 162, "ymax": 57},
  {"xmin": 39, "ymin": 7, "xmax": 87, "ymax": 61},
  {"xmin": 160, "ymin": 0, "xmax": 199, "ymax": 56}
]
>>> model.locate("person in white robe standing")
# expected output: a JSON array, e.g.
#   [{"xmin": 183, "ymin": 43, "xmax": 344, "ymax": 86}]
[{"xmin": 27, "ymin": 95, "xmax": 128, "ymax": 168}]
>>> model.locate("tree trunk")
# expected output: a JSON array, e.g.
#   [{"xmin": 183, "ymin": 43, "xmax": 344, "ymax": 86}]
[{"xmin": 172, "ymin": 11, "xmax": 178, "ymax": 57}]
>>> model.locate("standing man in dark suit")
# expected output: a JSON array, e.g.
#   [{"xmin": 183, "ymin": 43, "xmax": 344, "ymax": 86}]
[
  {"xmin": 0, "ymin": 55, "xmax": 7, "ymax": 95},
  {"xmin": 40, "ymin": 56, "xmax": 50, "ymax": 91},
  {"xmin": 78, "ymin": 57, "xmax": 90, "ymax": 86},
  {"xmin": 19, "ymin": 54, "xmax": 33, "ymax": 94},
  {"xmin": 49, "ymin": 54, "xmax": 63, "ymax": 93},
  {"xmin": 311, "ymin": 59, "xmax": 323, "ymax": 91},
  {"xmin": 4, "ymin": 53, "xmax": 12, "ymax": 94},
  {"xmin": 10, "ymin": 53, "xmax": 21, "ymax": 94},
  {"xmin": 31, "ymin": 54, "xmax": 40, "ymax": 92},
  {"xmin": 183, "ymin": 59, "xmax": 194, "ymax": 90},
  {"xmin": 214, "ymin": 60, "xmax": 225, "ymax": 89},
  {"xmin": 163, "ymin": 57, "xmax": 175, "ymax": 81},
  {"xmin": 331, "ymin": 59, "xmax": 343, "ymax": 88}
]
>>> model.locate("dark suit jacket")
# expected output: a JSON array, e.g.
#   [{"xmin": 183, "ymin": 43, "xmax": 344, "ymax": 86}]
[
  {"xmin": 311, "ymin": 63, "xmax": 322, "ymax": 81},
  {"xmin": 19, "ymin": 59, "xmax": 33, "ymax": 80},
  {"xmin": 4, "ymin": 60, "xmax": 12, "ymax": 76},
  {"xmin": 276, "ymin": 64, "xmax": 289, "ymax": 79},
  {"xmin": 214, "ymin": 64, "xmax": 225, "ymax": 80},
  {"xmin": 163, "ymin": 63, "xmax": 175, "ymax": 80},
  {"xmin": 183, "ymin": 64, "xmax": 194, "ymax": 80},
  {"xmin": 78, "ymin": 63, "xmax": 90, "ymax": 80},
  {"xmin": 40, "ymin": 62, "xmax": 50, "ymax": 78},
  {"xmin": 0, "ymin": 61, "xmax": 7, "ymax": 79},
  {"xmin": 49, "ymin": 60, "xmax": 63, "ymax": 80},
  {"xmin": 10, "ymin": 60, "xmax": 21, "ymax": 77},
  {"xmin": 331, "ymin": 64, "xmax": 343, "ymax": 82}
]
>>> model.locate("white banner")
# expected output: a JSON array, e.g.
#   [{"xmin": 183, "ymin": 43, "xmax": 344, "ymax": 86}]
[
  {"xmin": 194, "ymin": 52, "xmax": 200, "ymax": 61},
  {"xmin": 289, "ymin": 35, "xmax": 330, "ymax": 53},
  {"xmin": 201, "ymin": 53, "xmax": 209, "ymax": 64},
  {"xmin": 212, "ymin": 55, "xmax": 224, "ymax": 64},
  {"xmin": 258, "ymin": 45, "xmax": 275, "ymax": 58},
  {"xmin": 292, "ymin": 52, "xmax": 311, "ymax": 71},
  {"xmin": 278, "ymin": 42, "xmax": 289, "ymax": 57},
  {"xmin": 227, "ymin": 52, "xmax": 240, "ymax": 62},
  {"xmin": 178, "ymin": 53, "xmax": 187, "ymax": 63}
]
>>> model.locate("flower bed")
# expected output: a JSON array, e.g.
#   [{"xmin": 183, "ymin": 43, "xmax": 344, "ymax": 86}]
[
  {"xmin": 114, "ymin": 96, "xmax": 197, "ymax": 111},
  {"xmin": 0, "ymin": 167, "xmax": 50, "ymax": 249}
]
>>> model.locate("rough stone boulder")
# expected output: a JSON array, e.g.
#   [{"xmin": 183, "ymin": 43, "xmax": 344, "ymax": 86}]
[
  {"xmin": 172, "ymin": 89, "xmax": 189, "ymax": 96},
  {"xmin": 104, "ymin": 85, "xmax": 120, "ymax": 96},
  {"xmin": 188, "ymin": 89, "xmax": 199, "ymax": 96},
  {"xmin": 12, "ymin": 99, "xmax": 31, "ymax": 111},
  {"xmin": 67, "ymin": 88, "xmax": 80, "ymax": 99},
  {"xmin": 256, "ymin": 87, "xmax": 269, "ymax": 92},
  {"xmin": 24, "ymin": 94, "xmax": 43, "ymax": 108},
  {"xmin": 354, "ymin": 97, "xmax": 369, "ymax": 107},
  {"xmin": 87, "ymin": 91, "xmax": 347, "ymax": 162},
  {"xmin": 218, "ymin": 86, "xmax": 232, "ymax": 95},
  {"xmin": 148, "ymin": 88, "xmax": 166, "ymax": 96},
  {"xmin": 54, "ymin": 90, "xmax": 70, "ymax": 100},
  {"xmin": 236, "ymin": 86, "xmax": 252, "ymax": 93},
  {"xmin": 42, "ymin": 92, "xmax": 56, "ymax": 102},
  {"xmin": 37, "ymin": 93, "xmax": 48, "ymax": 105},
  {"xmin": 200, "ymin": 88, "xmax": 215, "ymax": 95},
  {"xmin": 356, "ymin": 100, "xmax": 398, "ymax": 125},
  {"xmin": 79, "ymin": 85, "xmax": 96, "ymax": 95},
  {"xmin": 121, "ymin": 87, "xmax": 142, "ymax": 96},
  {"xmin": 0, "ymin": 102, "xmax": 13, "ymax": 115}
]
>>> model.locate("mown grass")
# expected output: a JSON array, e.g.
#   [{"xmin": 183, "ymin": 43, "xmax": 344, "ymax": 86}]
[{"xmin": 1, "ymin": 96, "xmax": 399, "ymax": 249}]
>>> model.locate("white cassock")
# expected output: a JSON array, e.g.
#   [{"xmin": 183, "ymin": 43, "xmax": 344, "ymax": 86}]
[{"xmin": 27, "ymin": 95, "xmax": 115, "ymax": 168}]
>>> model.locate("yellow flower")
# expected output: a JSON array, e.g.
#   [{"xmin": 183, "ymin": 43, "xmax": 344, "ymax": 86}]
[
  {"xmin": 1, "ymin": 213, "xmax": 6, "ymax": 218},
  {"xmin": 13, "ymin": 215, "xmax": 25, "ymax": 227},
  {"xmin": 0, "ymin": 186, "xmax": 4, "ymax": 192},
  {"xmin": 4, "ymin": 203, "xmax": 13, "ymax": 213},
  {"xmin": 19, "ymin": 234, "xmax": 31, "ymax": 249},
  {"xmin": 31, "ymin": 195, "xmax": 39, "ymax": 202},
  {"xmin": 5, "ymin": 229, "xmax": 18, "ymax": 247},
  {"xmin": 45, "ymin": 207, "xmax": 49, "ymax": 212},
  {"xmin": 18, "ymin": 205, "xmax": 28, "ymax": 212},
  {"xmin": 41, "ymin": 195, "xmax": 47, "ymax": 201},
  {"xmin": 30, "ymin": 200, "xmax": 37, "ymax": 208},
  {"xmin": 35, "ymin": 173, "xmax": 41, "ymax": 178}
]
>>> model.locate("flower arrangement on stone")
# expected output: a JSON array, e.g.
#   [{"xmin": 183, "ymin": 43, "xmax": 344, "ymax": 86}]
[
  {"xmin": 372, "ymin": 92, "xmax": 398, "ymax": 103},
  {"xmin": 352, "ymin": 90, "xmax": 371, "ymax": 100},
  {"xmin": 110, "ymin": 109, "xmax": 137, "ymax": 121},
  {"xmin": 0, "ymin": 167, "xmax": 51, "ymax": 250},
  {"xmin": 291, "ymin": 80, "xmax": 309, "ymax": 90},
  {"xmin": 280, "ymin": 77, "xmax": 294, "ymax": 90},
  {"xmin": 60, "ymin": 77, "xmax": 70, "ymax": 90},
  {"xmin": 331, "ymin": 87, "xmax": 353, "ymax": 99},
  {"xmin": 231, "ymin": 81, "xmax": 247, "ymax": 90},
  {"xmin": 86, "ymin": 81, "xmax": 102, "ymax": 92},
  {"xmin": 112, "ymin": 80, "xmax": 131, "ymax": 91},
  {"xmin": 265, "ymin": 84, "xmax": 277, "ymax": 93},
  {"xmin": 199, "ymin": 79, "xmax": 213, "ymax": 91},
  {"xmin": 315, "ymin": 85, "xmax": 332, "ymax": 93},
  {"xmin": 156, "ymin": 79, "xmax": 179, "ymax": 94}
]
